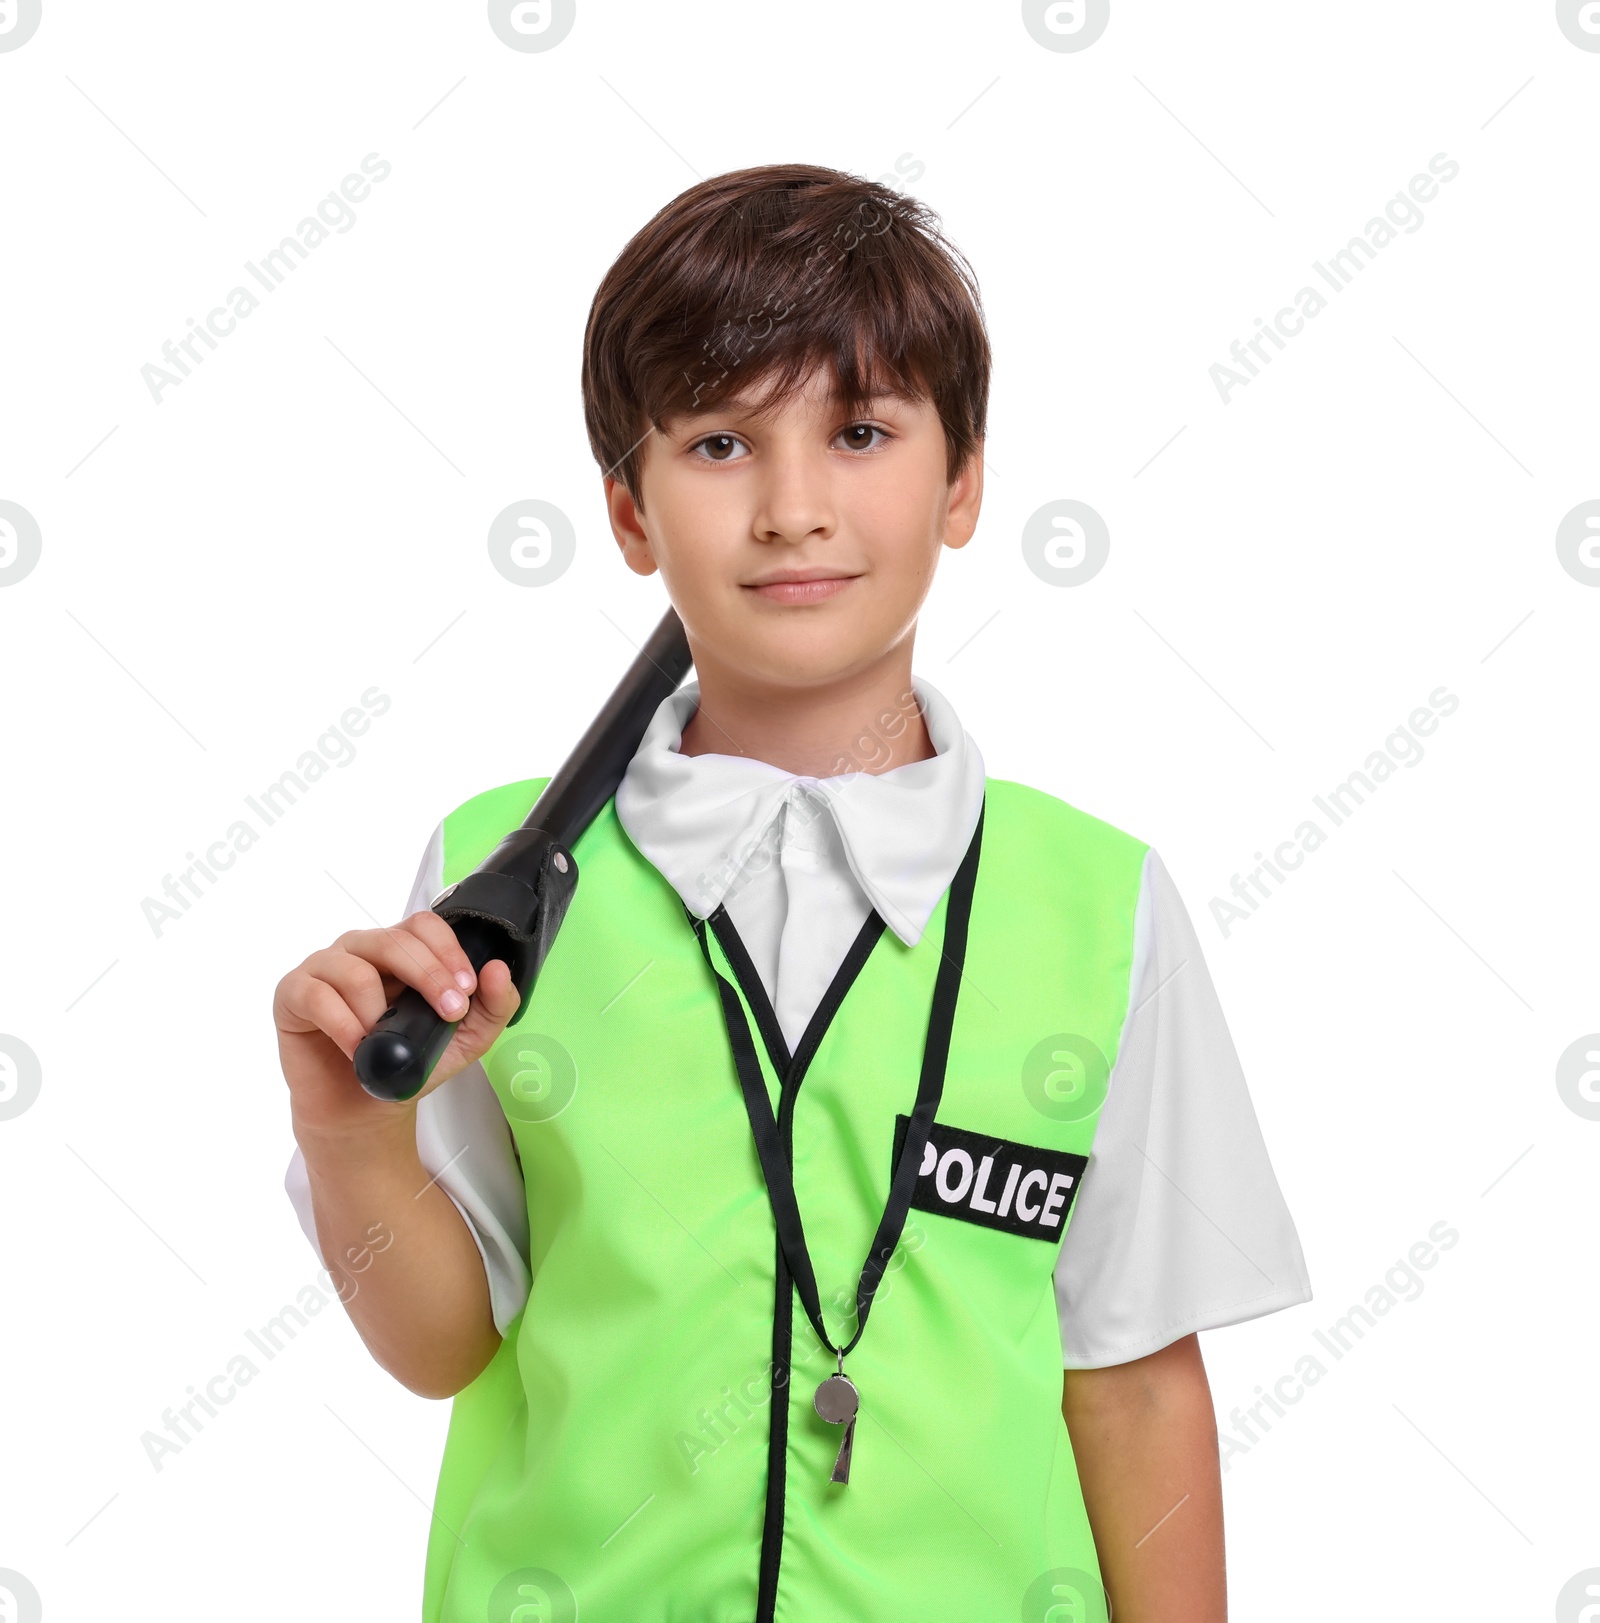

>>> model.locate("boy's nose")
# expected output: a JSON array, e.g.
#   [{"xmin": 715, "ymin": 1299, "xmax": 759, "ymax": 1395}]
[{"xmin": 751, "ymin": 452, "xmax": 837, "ymax": 543}]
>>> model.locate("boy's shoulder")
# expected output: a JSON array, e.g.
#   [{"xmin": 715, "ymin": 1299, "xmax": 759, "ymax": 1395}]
[
  {"xmin": 441, "ymin": 774, "xmax": 552, "ymax": 833},
  {"xmin": 436, "ymin": 775, "xmax": 554, "ymax": 885},
  {"xmin": 978, "ymin": 776, "xmax": 1152, "ymax": 932},
  {"xmin": 982, "ymin": 773, "xmax": 1151, "ymax": 865}
]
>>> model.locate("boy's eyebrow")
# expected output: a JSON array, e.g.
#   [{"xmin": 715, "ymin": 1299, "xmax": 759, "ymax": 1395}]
[{"xmin": 670, "ymin": 387, "xmax": 923, "ymax": 425}]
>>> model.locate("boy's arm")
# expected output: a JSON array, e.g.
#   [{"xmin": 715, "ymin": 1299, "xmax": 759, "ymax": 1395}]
[
  {"xmin": 296, "ymin": 1107, "xmax": 502, "ymax": 1400},
  {"xmin": 276, "ymin": 899, "xmax": 525, "ymax": 1400},
  {"xmin": 283, "ymin": 821, "xmax": 534, "ymax": 1388},
  {"xmin": 1062, "ymin": 1332, "xmax": 1226, "ymax": 1622}
]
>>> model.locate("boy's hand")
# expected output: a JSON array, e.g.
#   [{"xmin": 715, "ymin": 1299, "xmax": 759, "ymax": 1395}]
[{"xmin": 274, "ymin": 911, "xmax": 520, "ymax": 1140}]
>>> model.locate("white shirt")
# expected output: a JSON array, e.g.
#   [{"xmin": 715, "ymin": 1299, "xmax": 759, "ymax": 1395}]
[{"xmin": 285, "ymin": 675, "xmax": 1312, "ymax": 1367}]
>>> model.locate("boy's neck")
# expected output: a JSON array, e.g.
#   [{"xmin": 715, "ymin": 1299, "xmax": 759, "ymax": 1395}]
[{"xmin": 676, "ymin": 651, "xmax": 936, "ymax": 779}]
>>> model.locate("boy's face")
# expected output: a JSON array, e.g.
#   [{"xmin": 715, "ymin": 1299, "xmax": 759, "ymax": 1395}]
[{"xmin": 605, "ymin": 364, "xmax": 982, "ymax": 696}]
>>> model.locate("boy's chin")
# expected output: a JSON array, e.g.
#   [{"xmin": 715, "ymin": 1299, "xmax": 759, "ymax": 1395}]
[{"xmin": 717, "ymin": 633, "xmax": 904, "ymax": 693}]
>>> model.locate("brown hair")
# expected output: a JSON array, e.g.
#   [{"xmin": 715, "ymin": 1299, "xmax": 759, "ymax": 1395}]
[{"xmin": 581, "ymin": 163, "xmax": 990, "ymax": 504}]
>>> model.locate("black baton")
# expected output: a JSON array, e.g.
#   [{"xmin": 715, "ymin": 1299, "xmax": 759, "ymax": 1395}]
[{"xmin": 353, "ymin": 606, "xmax": 693, "ymax": 1101}]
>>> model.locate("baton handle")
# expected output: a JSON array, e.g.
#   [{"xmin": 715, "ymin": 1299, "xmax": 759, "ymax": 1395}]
[{"xmin": 351, "ymin": 607, "xmax": 692, "ymax": 1103}]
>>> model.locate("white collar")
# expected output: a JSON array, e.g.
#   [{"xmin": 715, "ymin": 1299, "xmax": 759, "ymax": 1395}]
[{"xmin": 613, "ymin": 675, "xmax": 986, "ymax": 947}]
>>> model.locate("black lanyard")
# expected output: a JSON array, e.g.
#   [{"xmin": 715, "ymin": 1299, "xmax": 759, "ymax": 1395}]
[{"xmin": 690, "ymin": 794, "xmax": 986, "ymax": 1482}]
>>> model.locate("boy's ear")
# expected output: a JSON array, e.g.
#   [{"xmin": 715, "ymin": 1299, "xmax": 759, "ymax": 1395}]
[
  {"xmin": 604, "ymin": 474, "xmax": 659, "ymax": 578},
  {"xmin": 943, "ymin": 443, "xmax": 985, "ymax": 552}
]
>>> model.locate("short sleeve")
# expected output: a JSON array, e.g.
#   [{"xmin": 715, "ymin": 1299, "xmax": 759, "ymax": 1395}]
[
  {"xmin": 1052, "ymin": 846, "xmax": 1312, "ymax": 1368},
  {"xmin": 282, "ymin": 821, "xmax": 533, "ymax": 1336}
]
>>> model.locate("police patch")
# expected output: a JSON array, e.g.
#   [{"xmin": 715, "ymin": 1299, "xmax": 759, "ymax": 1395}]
[{"xmin": 891, "ymin": 1115, "xmax": 1088, "ymax": 1242}]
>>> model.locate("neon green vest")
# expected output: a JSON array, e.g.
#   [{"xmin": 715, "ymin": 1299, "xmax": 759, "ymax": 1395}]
[{"xmin": 422, "ymin": 775, "xmax": 1147, "ymax": 1623}]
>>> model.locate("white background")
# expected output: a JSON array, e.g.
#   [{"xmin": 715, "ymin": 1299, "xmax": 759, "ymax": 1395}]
[{"xmin": 1, "ymin": 2, "xmax": 1596, "ymax": 1618}]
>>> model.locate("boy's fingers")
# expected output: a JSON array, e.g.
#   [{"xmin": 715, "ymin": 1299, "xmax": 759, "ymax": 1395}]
[
  {"xmin": 449, "ymin": 961, "xmax": 519, "ymax": 1061},
  {"xmin": 458, "ymin": 960, "xmax": 514, "ymax": 1029},
  {"xmin": 317, "ymin": 927, "xmax": 470, "ymax": 1025},
  {"xmin": 278, "ymin": 971, "xmax": 368, "ymax": 1060},
  {"xmin": 287, "ymin": 937, "xmax": 516, "ymax": 1097},
  {"xmin": 477, "ymin": 959, "xmax": 519, "ymax": 1021},
  {"xmin": 402, "ymin": 910, "xmax": 478, "ymax": 994},
  {"xmin": 296, "ymin": 949, "xmax": 389, "ymax": 1032}
]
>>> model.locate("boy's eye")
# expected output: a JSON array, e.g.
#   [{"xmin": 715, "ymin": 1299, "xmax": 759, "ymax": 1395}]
[
  {"xmin": 688, "ymin": 424, "xmax": 891, "ymax": 460},
  {"xmin": 692, "ymin": 433, "xmax": 748, "ymax": 462}
]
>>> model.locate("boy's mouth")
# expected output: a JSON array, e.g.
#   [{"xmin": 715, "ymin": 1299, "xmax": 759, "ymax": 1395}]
[{"xmin": 743, "ymin": 567, "xmax": 861, "ymax": 605}]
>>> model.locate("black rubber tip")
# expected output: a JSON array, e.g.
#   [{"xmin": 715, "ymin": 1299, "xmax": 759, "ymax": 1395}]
[{"xmin": 353, "ymin": 1030, "xmax": 427, "ymax": 1102}]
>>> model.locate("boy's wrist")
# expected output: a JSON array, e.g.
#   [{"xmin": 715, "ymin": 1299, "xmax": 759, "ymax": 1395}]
[{"xmin": 292, "ymin": 1103, "xmax": 422, "ymax": 1174}]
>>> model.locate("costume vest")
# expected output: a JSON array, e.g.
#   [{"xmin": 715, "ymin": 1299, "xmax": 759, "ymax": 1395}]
[{"xmin": 422, "ymin": 774, "xmax": 1148, "ymax": 1623}]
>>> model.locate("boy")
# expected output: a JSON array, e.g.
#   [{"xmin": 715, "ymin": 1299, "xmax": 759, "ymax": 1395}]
[{"xmin": 277, "ymin": 163, "xmax": 1311, "ymax": 1623}]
